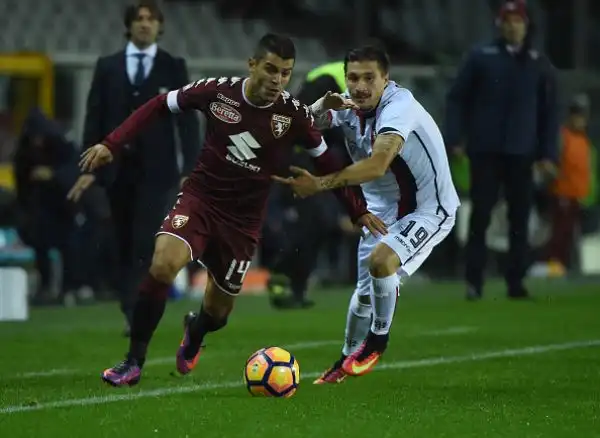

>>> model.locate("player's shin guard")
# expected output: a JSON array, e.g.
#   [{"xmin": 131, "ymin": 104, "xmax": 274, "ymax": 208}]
[
  {"xmin": 128, "ymin": 274, "xmax": 171, "ymax": 365},
  {"xmin": 342, "ymin": 292, "xmax": 372, "ymax": 356},
  {"xmin": 370, "ymin": 274, "xmax": 400, "ymax": 335}
]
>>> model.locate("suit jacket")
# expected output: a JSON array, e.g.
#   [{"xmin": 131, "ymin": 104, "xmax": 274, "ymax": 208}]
[{"xmin": 83, "ymin": 47, "xmax": 201, "ymax": 190}]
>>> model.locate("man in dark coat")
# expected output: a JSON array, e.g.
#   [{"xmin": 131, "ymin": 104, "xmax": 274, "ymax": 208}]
[{"xmin": 444, "ymin": 0, "xmax": 559, "ymax": 300}]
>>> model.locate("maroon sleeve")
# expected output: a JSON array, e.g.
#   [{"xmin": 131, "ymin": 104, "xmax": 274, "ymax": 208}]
[
  {"xmin": 296, "ymin": 108, "xmax": 368, "ymax": 222},
  {"xmin": 103, "ymin": 78, "xmax": 216, "ymax": 154}
]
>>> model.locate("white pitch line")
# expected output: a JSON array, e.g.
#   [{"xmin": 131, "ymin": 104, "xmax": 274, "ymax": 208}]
[
  {"xmin": 2, "ymin": 339, "xmax": 598, "ymax": 415},
  {"xmin": 18, "ymin": 369, "xmax": 75, "ymax": 378},
  {"xmin": 144, "ymin": 339, "xmax": 343, "ymax": 366},
  {"xmin": 14, "ymin": 340, "xmax": 343, "ymax": 378},
  {"xmin": 15, "ymin": 327, "xmax": 475, "ymax": 378}
]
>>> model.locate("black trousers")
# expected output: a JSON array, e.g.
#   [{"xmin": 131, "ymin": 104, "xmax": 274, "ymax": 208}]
[
  {"xmin": 271, "ymin": 195, "xmax": 332, "ymax": 300},
  {"xmin": 107, "ymin": 171, "xmax": 173, "ymax": 323},
  {"xmin": 465, "ymin": 153, "xmax": 534, "ymax": 293}
]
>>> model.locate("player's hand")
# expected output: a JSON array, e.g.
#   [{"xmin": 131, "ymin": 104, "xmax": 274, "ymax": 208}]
[
  {"xmin": 30, "ymin": 166, "xmax": 53, "ymax": 181},
  {"xmin": 271, "ymin": 166, "xmax": 321, "ymax": 198},
  {"xmin": 536, "ymin": 159, "xmax": 557, "ymax": 178},
  {"xmin": 79, "ymin": 144, "xmax": 113, "ymax": 172},
  {"xmin": 322, "ymin": 91, "xmax": 359, "ymax": 111},
  {"xmin": 67, "ymin": 174, "xmax": 96, "ymax": 202},
  {"xmin": 356, "ymin": 213, "xmax": 388, "ymax": 237}
]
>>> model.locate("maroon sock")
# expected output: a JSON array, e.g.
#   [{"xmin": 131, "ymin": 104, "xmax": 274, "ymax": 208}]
[{"xmin": 128, "ymin": 274, "xmax": 171, "ymax": 364}]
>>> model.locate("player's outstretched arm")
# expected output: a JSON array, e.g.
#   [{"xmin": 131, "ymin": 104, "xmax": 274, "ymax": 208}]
[
  {"xmin": 274, "ymin": 134, "xmax": 403, "ymax": 197},
  {"xmin": 76, "ymin": 94, "xmax": 171, "ymax": 174},
  {"xmin": 101, "ymin": 94, "xmax": 172, "ymax": 156},
  {"xmin": 272, "ymin": 147, "xmax": 388, "ymax": 236},
  {"xmin": 309, "ymin": 147, "xmax": 369, "ymax": 224},
  {"xmin": 97, "ymin": 79, "xmax": 213, "ymax": 158},
  {"xmin": 318, "ymin": 133, "xmax": 404, "ymax": 189},
  {"xmin": 310, "ymin": 91, "xmax": 358, "ymax": 129}
]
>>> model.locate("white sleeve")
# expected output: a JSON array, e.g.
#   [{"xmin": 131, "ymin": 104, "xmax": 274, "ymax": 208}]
[
  {"xmin": 166, "ymin": 90, "xmax": 181, "ymax": 113},
  {"xmin": 166, "ymin": 78, "xmax": 216, "ymax": 114},
  {"xmin": 310, "ymin": 98, "xmax": 341, "ymax": 129},
  {"xmin": 376, "ymin": 90, "xmax": 418, "ymax": 141},
  {"xmin": 328, "ymin": 110, "xmax": 341, "ymax": 128}
]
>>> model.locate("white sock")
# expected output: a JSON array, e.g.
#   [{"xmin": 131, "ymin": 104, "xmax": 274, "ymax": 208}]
[
  {"xmin": 342, "ymin": 292, "xmax": 372, "ymax": 356},
  {"xmin": 370, "ymin": 274, "xmax": 400, "ymax": 335}
]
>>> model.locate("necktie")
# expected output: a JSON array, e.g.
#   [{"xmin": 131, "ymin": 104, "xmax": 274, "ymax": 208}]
[{"xmin": 133, "ymin": 53, "xmax": 146, "ymax": 86}]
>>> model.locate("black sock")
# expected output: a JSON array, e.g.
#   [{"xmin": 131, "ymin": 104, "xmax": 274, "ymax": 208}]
[
  {"xmin": 187, "ymin": 306, "xmax": 227, "ymax": 351},
  {"xmin": 128, "ymin": 275, "xmax": 170, "ymax": 365}
]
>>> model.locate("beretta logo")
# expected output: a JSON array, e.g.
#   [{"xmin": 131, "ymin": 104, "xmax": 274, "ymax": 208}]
[{"xmin": 210, "ymin": 102, "xmax": 242, "ymax": 124}]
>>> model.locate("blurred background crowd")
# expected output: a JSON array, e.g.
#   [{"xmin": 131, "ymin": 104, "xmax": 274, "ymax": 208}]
[{"xmin": 0, "ymin": 0, "xmax": 598, "ymax": 317}]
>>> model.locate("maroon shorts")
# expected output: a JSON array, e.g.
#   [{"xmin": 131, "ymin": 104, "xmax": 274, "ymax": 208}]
[{"xmin": 157, "ymin": 191, "xmax": 257, "ymax": 295}]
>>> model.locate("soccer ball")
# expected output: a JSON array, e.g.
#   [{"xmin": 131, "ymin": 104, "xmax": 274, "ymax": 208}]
[{"xmin": 244, "ymin": 347, "xmax": 300, "ymax": 397}]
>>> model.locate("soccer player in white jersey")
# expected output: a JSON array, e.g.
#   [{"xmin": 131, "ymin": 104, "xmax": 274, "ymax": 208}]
[{"xmin": 274, "ymin": 45, "xmax": 461, "ymax": 382}]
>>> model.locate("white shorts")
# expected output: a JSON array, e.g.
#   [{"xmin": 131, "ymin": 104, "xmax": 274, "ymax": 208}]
[{"xmin": 354, "ymin": 210, "xmax": 455, "ymax": 297}]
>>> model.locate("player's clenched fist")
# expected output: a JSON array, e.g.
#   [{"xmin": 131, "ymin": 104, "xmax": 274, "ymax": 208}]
[{"xmin": 79, "ymin": 144, "xmax": 113, "ymax": 172}]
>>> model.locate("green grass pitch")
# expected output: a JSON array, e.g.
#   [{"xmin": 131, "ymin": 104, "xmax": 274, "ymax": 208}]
[{"xmin": 0, "ymin": 280, "xmax": 599, "ymax": 437}]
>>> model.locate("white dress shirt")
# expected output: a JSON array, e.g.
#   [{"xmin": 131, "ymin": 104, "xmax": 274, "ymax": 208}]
[{"xmin": 125, "ymin": 41, "xmax": 158, "ymax": 84}]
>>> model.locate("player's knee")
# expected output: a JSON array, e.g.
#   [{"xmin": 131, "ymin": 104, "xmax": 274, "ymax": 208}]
[
  {"xmin": 149, "ymin": 257, "xmax": 180, "ymax": 284},
  {"xmin": 149, "ymin": 246, "xmax": 186, "ymax": 283},
  {"xmin": 149, "ymin": 235, "xmax": 191, "ymax": 283},
  {"xmin": 368, "ymin": 244, "xmax": 401, "ymax": 278}
]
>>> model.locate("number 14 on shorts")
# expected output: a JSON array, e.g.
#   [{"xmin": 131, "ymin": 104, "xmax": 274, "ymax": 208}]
[{"xmin": 225, "ymin": 259, "xmax": 252, "ymax": 283}]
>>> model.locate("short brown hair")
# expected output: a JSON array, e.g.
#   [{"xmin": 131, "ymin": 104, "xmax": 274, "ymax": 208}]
[
  {"xmin": 253, "ymin": 33, "xmax": 296, "ymax": 61},
  {"xmin": 124, "ymin": 1, "xmax": 164, "ymax": 39}
]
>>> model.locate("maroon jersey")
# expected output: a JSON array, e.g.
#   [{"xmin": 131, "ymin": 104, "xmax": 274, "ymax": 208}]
[{"xmin": 103, "ymin": 76, "xmax": 367, "ymax": 238}]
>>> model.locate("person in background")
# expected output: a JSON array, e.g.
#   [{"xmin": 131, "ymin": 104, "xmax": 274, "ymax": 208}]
[
  {"xmin": 265, "ymin": 61, "xmax": 360, "ymax": 309},
  {"xmin": 68, "ymin": 0, "xmax": 201, "ymax": 334},
  {"xmin": 444, "ymin": 0, "xmax": 559, "ymax": 300},
  {"xmin": 534, "ymin": 94, "xmax": 592, "ymax": 276},
  {"xmin": 13, "ymin": 108, "xmax": 92, "ymax": 306}
]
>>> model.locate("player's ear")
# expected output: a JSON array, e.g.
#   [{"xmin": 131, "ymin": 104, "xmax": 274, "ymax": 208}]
[{"xmin": 248, "ymin": 57, "xmax": 257, "ymax": 73}]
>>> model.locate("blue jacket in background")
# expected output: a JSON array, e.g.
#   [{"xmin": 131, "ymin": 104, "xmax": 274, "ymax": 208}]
[{"xmin": 444, "ymin": 39, "xmax": 559, "ymax": 162}]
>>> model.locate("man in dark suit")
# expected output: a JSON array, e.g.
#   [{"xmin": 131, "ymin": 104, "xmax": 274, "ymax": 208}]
[
  {"xmin": 444, "ymin": 0, "xmax": 559, "ymax": 300},
  {"xmin": 68, "ymin": 1, "xmax": 200, "ymax": 331}
]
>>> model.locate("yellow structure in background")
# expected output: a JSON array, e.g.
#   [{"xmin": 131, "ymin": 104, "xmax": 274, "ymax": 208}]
[{"xmin": 0, "ymin": 53, "xmax": 54, "ymax": 191}]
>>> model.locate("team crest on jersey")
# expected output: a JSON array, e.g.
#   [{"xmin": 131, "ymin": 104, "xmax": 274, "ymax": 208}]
[
  {"xmin": 210, "ymin": 102, "xmax": 242, "ymax": 124},
  {"xmin": 171, "ymin": 214, "xmax": 189, "ymax": 229},
  {"xmin": 271, "ymin": 114, "xmax": 292, "ymax": 138}
]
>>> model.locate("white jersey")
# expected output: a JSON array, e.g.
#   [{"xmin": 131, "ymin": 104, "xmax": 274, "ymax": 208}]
[{"xmin": 327, "ymin": 81, "xmax": 460, "ymax": 223}]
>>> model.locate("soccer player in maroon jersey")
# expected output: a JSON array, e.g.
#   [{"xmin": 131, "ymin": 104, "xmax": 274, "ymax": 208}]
[{"xmin": 78, "ymin": 33, "xmax": 387, "ymax": 387}]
